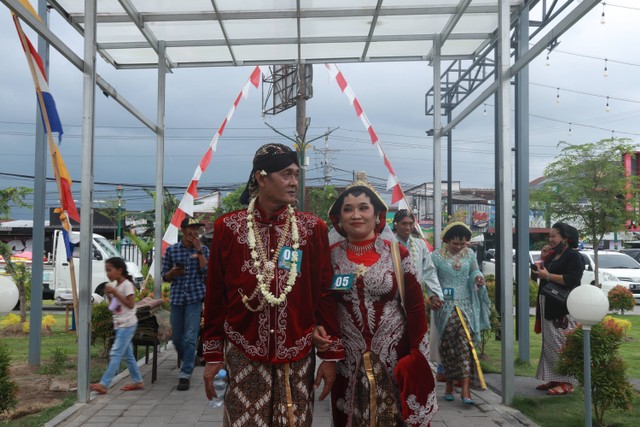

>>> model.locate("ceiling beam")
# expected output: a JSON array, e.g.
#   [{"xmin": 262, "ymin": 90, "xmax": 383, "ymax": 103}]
[
  {"xmin": 97, "ymin": 32, "xmax": 489, "ymax": 50},
  {"xmin": 68, "ymin": 5, "xmax": 499, "ymax": 24}
]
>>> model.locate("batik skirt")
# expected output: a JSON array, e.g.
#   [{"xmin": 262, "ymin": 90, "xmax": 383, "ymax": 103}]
[
  {"xmin": 332, "ymin": 350, "xmax": 404, "ymax": 427},
  {"xmin": 222, "ymin": 345, "xmax": 315, "ymax": 427},
  {"xmin": 535, "ymin": 295, "xmax": 577, "ymax": 385},
  {"xmin": 439, "ymin": 308, "xmax": 482, "ymax": 387}
]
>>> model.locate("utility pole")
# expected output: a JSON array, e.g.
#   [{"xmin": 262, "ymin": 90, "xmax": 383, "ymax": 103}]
[
  {"xmin": 265, "ymin": 122, "xmax": 339, "ymax": 203},
  {"xmin": 323, "ymin": 129, "xmax": 331, "ymax": 186},
  {"xmin": 295, "ymin": 64, "xmax": 309, "ymax": 209},
  {"xmin": 116, "ymin": 184, "xmax": 124, "ymax": 252}
]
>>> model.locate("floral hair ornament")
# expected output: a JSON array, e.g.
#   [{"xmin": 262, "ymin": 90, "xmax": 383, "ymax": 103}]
[{"xmin": 259, "ymin": 170, "xmax": 268, "ymax": 176}]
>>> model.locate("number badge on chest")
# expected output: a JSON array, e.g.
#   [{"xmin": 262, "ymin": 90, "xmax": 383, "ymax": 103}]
[
  {"xmin": 278, "ymin": 246, "xmax": 303, "ymax": 270},
  {"xmin": 331, "ymin": 274, "xmax": 355, "ymax": 291}
]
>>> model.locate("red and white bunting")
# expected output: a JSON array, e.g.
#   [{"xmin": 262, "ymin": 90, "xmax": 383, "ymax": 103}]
[
  {"xmin": 324, "ymin": 63, "xmax": 409, "ymax": 211},
  {"xmin": 161, "ymin": 66, "xmax": 262, "ymax": 254}
]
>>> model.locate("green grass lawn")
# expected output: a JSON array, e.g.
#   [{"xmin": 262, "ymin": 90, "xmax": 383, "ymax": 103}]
[
  {"xmin": 480, "ymin": 314, "xmax": 640, "ymax": 427},
  {"xmin": 480, "ymin": 315, "xmax": 640, "ymax": 379},
  {"xmin": 1, "ymin": 313, "xmax": 105, "ymax": 365},
  {"xmin": 0, "ymin": 313, "xmax": 111, "ymax": 426}
]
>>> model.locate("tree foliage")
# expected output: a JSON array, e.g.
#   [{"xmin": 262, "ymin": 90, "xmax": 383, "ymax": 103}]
[
  {"xmin": 305, "ymin": 186, "xmax": 338, "ymax": 224},
  {"xmin": 0, "ymin": 243, "xmax": 31, "ymax": 323},
  {"xmin": 219, "ymin": 186, "xmax": 245, "ymax": 214},
  {"xmin": 530, "ymin": 138, "xmax": 640, "ymax": 286},
  {"xmin": 129, "ymin": 188, "xmax": 181, "ymax": 236},
  {"xmin": 0, "ymin": 340, "xmax": 17, "ymax": 415},
  {"xmin": 95, "ymin": 197, "xmax": 125, "ymax": 229},
  {"xmin": 0, "ymin": 187, "xmax": 32, "ymax": 220},
  {"xmin": 556, "ymin": 316, "xmax": 635, "ymax": 427}
]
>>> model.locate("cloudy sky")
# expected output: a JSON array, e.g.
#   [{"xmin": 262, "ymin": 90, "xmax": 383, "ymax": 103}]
[{"xmin": 1, "ymin": 1, "xmax": 639, "ymax": 219}]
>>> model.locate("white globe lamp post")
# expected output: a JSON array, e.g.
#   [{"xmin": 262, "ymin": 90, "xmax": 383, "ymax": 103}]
[
  {"xmin": 0, "ymin": 275, "xmax": 20, "ymax": 315},
  {"xmin": 566, "ymin": 285, "xmax": 609, "ymax": 427}
]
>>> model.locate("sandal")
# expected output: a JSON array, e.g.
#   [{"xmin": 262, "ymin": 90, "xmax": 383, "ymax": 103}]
[
  {"xmin": 90, "ymin": 383, "xmax": 107, "ymax": 394},
  {"xmin": 547, "ymin": 383, "xmax": 574, "ymax": 395},
  {"xmin": 535, "ymin": 382, "xmax": 555, "ymax": 391},
  {"xmin": 121, "ymin": 383, "xmax": 145, "ymax": 391},
  {"xmin": 461, "ymin": 396, "xmax": 475, "ymax": 405},
  {"xmin": 444, "ymin": 392, "xmax": 455, "ymax": 401}
]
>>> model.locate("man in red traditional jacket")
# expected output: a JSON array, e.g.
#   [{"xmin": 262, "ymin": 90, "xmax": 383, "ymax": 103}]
[{"xmin": 202, "ymin": 143, "xmax": 344, "ymax": 426}]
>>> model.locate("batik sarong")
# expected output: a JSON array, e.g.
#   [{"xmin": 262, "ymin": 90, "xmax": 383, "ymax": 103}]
[
  {"xmin": 439, "ymin": 308, "xmax": 484, "ymax": 389},
  {"xmin": 222, "ymin": 344, "xmax": 315, "ymax": 427},
  {"xmin": 535, "ymin": 295, "xmax": 577, "ymax": 385}
]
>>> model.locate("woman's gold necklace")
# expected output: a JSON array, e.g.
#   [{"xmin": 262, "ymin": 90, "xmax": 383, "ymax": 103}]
[{"xmin": 346, "ymin": 240, "xmax": 375, "ymax": 256}]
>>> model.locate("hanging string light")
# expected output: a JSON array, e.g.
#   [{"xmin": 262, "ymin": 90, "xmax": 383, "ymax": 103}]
[
  {"xmin": 568, "ymin": 122, "xmax": 573, "ymax": 137},
  {"xmin": 603, "ymin": 58, "xmax": 608, "ymax": 77},
  {"xmin": 605, "ymin": 96, "xmax": 610, "ymax": 112},
  {"xmin": 546, "ymin": 50, "xmax": 551, "ymax": 66},
  {"xmin": 556, "ymin": 87, "xmax": 560, "ymax": 104},
  {"xmin": 483, "ymin": 103, "xmax": 487, "ymax": 117},
  {"xmin": 601, "ymin": 2, "xmax": 606, "ymax": 25}
]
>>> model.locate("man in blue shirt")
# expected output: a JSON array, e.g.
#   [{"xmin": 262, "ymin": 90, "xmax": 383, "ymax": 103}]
[{"xmin": 162, "ymin": 216, "xmax": 209, "ymax": 390}]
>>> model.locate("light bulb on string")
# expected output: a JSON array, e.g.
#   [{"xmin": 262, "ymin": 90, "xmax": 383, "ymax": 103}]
[
  {"xmin": 605, "ymin": 96, "xmax": 610, "ymax": 112},
  {"xmin": 568, "ymin": 123, "xmax": 572, "ymax": 137},
  {"xmin": 483, "ymin": 103, "xmax": 487, "ymax": 117},
  {"xmin": 556, "ymin": 87, "xmax": 560, "ymax": 104},
  {"xmin": 603, "ymin": 58, "xmax": 608, "ymax": 77},
  {"xmin": 601, "ymin": 2, "xmax": 606, "ymax": 25},
  {"xmin": 546, "ymin": 52, "xmax": 550, "ymax": 66}
]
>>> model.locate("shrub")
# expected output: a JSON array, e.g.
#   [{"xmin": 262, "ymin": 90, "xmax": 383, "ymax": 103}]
[
  {"xmin": 42, "ymin": 315, "xmax": 56, "ymax": 328},
  {"xmin": 91, "ymin": 302, "xmax": 113, "ymax": 356},
  {"xmin": 39, "ymin": 347, "xmax": 71, "ymax": 376},
  {"xmin": 0, "ymin": 314, "xmax": 20, "ymax": 329},
  {"xmin": 528, "ymin": 279, "xmax": 538, "ymax": 308},
  {"xmin": 556, "ymin": 316, "xmax": 635, "ymax": 427},
  {"xmin": 480, "ymin": 278, "xmax": 501, "ymax": 354},
  {"xmin": 0, "ymin": 340, "xmax": 17, "ymax": 415},
  {"xmin": 608, "ymin": 285, "xmax": 635, "ymax": 315}
]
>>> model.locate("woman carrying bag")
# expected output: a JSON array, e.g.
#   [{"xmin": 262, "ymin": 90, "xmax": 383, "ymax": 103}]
[{"xmin": 533, "ymin": 222, "xmax": 584, "ymax": 395}]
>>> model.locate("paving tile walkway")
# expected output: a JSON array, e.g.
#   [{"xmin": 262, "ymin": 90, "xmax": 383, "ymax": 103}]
[{"xmin": 47, "ymin": 344, "xmax": 539, "ymax": 427}]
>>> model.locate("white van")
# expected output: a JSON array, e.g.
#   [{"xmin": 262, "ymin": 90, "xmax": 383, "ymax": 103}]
[{"xmin": 50, "ymin": 230, "xmax": 143, "ymax": 298}]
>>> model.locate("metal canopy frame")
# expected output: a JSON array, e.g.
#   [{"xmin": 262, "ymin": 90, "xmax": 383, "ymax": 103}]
[
  {"xmin": 424, "ymin": 0, "xmax": 601, "ymax": 404},
  {"xmin": 1, "ymin": 0, "xmax": 599, "ymax": 407}
]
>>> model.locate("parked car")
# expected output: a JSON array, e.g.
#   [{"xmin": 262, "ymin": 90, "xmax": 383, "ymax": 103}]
[
  {"xmin": 580, "ymin": 250, "xmax": 640, "ymax": 303},
  {"xmin": 483, "ymin": 250, "xmax": 623, "ymax": 298},
  {"xmin": 620, "ymin": 248, "xmax": 640, "ymax": 264},
  {"xmin": 482, "ymin": 250, "xmax": 540, "ymax": 280}
]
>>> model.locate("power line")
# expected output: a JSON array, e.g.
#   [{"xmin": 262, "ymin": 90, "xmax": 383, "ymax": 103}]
[{"xmin": 531, "ymin": 82, "xmax": 640, "ymax": 105}]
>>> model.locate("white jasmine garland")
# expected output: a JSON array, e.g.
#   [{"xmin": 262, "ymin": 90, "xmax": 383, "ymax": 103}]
[{"xmin": 241, "ymin": 197, "xmax": 300, "ymax": 311}]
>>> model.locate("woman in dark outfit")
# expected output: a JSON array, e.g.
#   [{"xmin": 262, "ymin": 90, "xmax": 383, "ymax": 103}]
[{"xmin": 533, "ymin": 222, "xmax": 584, "ymax": 395}]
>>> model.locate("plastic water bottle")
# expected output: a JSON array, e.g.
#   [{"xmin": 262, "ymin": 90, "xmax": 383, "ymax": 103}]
[{"xmin": 208, "ymin": 369, "xmax": 228, "ymax": 408}]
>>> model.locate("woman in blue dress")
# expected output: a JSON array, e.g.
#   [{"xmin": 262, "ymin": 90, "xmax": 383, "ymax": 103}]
[{"xmin": 432, "ymin": 222, "xmax": 490, "ymax": 405}]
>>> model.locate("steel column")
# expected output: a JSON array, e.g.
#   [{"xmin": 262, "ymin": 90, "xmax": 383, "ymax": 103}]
[
  {"xmin": 154, "ymin": 41, "xmax": 167, "ymax": 300},
  {"xmin": 77, "ymin": 0, "xmax": 97, "ymax": 404},
  {"xmin": 515, "ymin": 5, "xmax": 531, "ymax": 364},
  {"xmin": 497, "ymin": 0, "xmax": 514, "ymax": 405},
  {"xmin": 432, "ymin": 35, "xmax": 442, "ymax": 248},
  {"xmin": 28, "ymin": 0, "xmax": 48, "ymax": 367}
]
